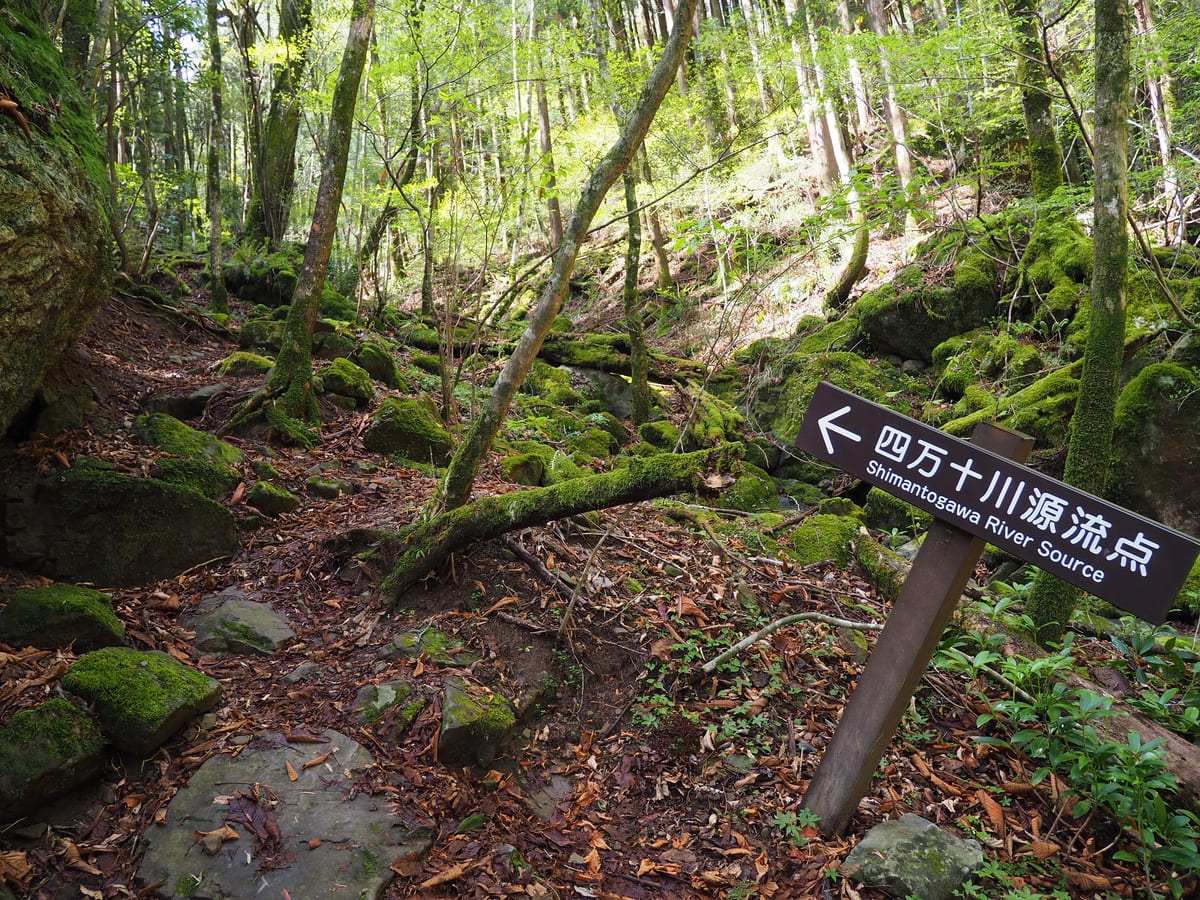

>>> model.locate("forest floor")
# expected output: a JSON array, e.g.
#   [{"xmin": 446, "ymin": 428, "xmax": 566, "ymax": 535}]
[{"xmin": 0, "ymin": 270, "xmax": 1195, "ymax": 899}]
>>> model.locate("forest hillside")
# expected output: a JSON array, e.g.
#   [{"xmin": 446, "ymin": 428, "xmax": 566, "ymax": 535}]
[{"xmin": 2, "ymin": 0, "xmax": 1200, "ymax": 897}]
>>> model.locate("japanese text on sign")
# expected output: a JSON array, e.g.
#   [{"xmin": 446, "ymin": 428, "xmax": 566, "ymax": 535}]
[{"xmin": 795, "ymin": 383, "xmax": 1200, "ymax": 623}]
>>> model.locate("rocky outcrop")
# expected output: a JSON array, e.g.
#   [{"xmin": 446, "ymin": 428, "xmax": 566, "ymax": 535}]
[{"xmin": 0, "ymin": 6, "xmax": 112, "ymax": 436}]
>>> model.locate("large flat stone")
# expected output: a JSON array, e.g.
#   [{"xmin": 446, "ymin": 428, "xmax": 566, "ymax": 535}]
[{"xmin": 138, "ymin": 730, "xmax": 432, "ymax": 899}]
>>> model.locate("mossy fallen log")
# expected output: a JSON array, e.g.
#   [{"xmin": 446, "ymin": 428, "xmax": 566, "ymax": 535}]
[{"xmin": 382, "ymin": 442, "xmax": 743, "ymax": 602}]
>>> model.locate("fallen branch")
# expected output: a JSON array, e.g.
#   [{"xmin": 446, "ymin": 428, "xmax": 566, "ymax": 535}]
[
  {"xmin": 700, "ymin": 611, "xmax": 883, "ymax": 675},
  {"xmin": 381, "ymin": 443, "xmax": 743, "ymax": 603}
]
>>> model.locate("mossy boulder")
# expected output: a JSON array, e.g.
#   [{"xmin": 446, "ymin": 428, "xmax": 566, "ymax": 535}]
[
  {"xmin": 62, "ymin": 647, "xmax": 222, "ymax": 755},
  {"xmin": 784, "ymin": 514, "xmax": 862, "ymax": 567},
  {"xmin": 437, "ymin": 677, "xmax": 517, "ymax": 767},
  {"xmin": 0, "ymin": 582, "xmax": 124, "ymax": 651},
  {"xmin": 154, "ymin": 457, "xmax": 240, "ymax": 500},
  {"xmin": 362, "ymin": 396, "xmax": 453, "ymax": 464},
  {"xmin": 931, "ymin": 327, "xmax": 1044, "ymax": 400},
  {"xmin": 224, "ymin": 245, "xmax": 300, "ymax": 306},
  {"xmin": 313, "ymin": 328, "xmax": 356, "ymax": 361},
  {"xmin": 862, "ymin": 487, "xmax": 932, "ymax": 538},
  {"xmin": 246, "ymin": 480, "xmax": 300, "ymax": 516},
  {"xmin": 133, "ymin": 412, "xmax": 244, "ymax": 466},
  {"xmin": 237, "ymin": 317, "xmax": 284, "ymax": 352},
  {"xmin": 352, "ymin": 341, "xmax": 406, "ymax": 390},
  {"xmin": 942, "ymin": 364, "xmax": 1079, "ymax": 446},
  {"xmin": 382, "ymin": 626, "xmax": 480, "ymax": 667},
  {"xmin": 0, "ymin": 6, "xmax": 113, "ymax": 436},
  {"xmin": 354, "ymin": 680, "xmax": 426, "ymax": 738},
  {"xmin": 0, "ymin": 698, "xmax": 108, "ymax": 822},
  {"xmin": 501, "ymin": 447, "xmax": 552, "ymax": 486},
  {"xmin": 317, "ymin": 358, "xmax": 374, "ymax": 408},
  {"xmin": 638, "ymin": 420, "xmax": 680, "ymax": 450},
  {"xmin": 1, "ymin": 458, "xmax": 237, "ymax": 586},
  {"xmin": 711, "ymin": 462, "xmax": 777, "ymax": 512},
  {"xmin": 319, "ymin": 288, "xmax": 357, "ymax": 321},
  {"xmin": 543, "ymin": 450, "xmax": 585, "ymax": 485},
  {"xmin": 183, "ymin": 590, "xmax": 296, "ymax": 655},
  {"xmin": 216, "ymin": 351, "xmax": 274, "ymax": 378},
  {"xmin": 1108, "ymin": 363, "xmax": 1200, "ymax": 536}
]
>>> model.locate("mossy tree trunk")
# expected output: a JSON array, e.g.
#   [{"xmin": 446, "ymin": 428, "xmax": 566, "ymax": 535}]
[
  {"xmin": 432, "ymin": 0, "xmax": 702, "ymax": 512},
  {"xmin": 205, "ymin": 0, "xmax": 228, "ymax": 314},
  {"xmin": 245, "ymin": 0, "xmax": 313, "ymax": 247},
  {"xmin": 622, "ymin": 170, "xmax": 652, "ymax": 426},
  {"xmin": 1005, "ymin": 0, "xmax": 1064, "ymax": 202},
  {"xmin": 1025, "ymin": 0, "xmax": 1129, "ymax": 643},
  {"xmin": 385, "ymin": 444, "xmax": 741, "ymax": 601},
  {"xmin": 229, "ymin": 0, "xmax": 374, "ymax": 443}
]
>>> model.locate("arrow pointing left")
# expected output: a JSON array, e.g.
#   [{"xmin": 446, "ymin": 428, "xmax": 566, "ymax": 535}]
[{"xmin": 817, "ymin": 405, "xmax": 862, "ymax": 454}]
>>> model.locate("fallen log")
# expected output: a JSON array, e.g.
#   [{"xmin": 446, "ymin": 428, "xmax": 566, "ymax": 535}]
[{"xmin": 381, "ymin": 442, "xmax": 743, "ymax": 602}]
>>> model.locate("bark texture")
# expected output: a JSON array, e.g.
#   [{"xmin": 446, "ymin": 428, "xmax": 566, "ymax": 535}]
[
  {"xmin": 0, "ymin": 6, "xmax": 112, "ymax": 435},
  {"xmin": 1006, "ymin": 0, "xmax": 1064, "ymax": 202},
  {"xmin": 1026, "ymin": 0, "xmax": 1129, "ymax": 641},
  {"xmin": 386, "ymin": 444, "xmax": 742, "ymax": 601}
]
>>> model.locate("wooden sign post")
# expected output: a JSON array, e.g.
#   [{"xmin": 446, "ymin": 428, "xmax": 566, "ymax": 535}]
[{"xmin": 792, "ymin": 382, "xmax": 1200, "ymax": 836}]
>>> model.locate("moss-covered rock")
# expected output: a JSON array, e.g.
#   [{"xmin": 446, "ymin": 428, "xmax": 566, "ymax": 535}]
[
  {"xmin": 0, "ymin": 6, "xmax": 113, "ymax": 436},
  {"xmin": 62, "ymin": 647, "xmax": 222, "ymax": 755},
  {"xmin": 2, "ymin": 458, "xmax": 238, "ymax": 586},
  {"xmin": 942, "ymin": 363, "xmax": 1080, "ymax": 446},
  {"xmin": 861, "ymin": 487, "xmax": 933, "ymax": 538},
  {"xmin": 216, "ymin": 351, "xmax": 274, "ymax": 378},
  {"xmin": 317, "ymin": 358, "xmax": 374, "ymax": 408},
  {"xmin": 0, "ymin": 698, "xmax": 107, "ymax": 822},
  {"xmin": 246, "ymin": 480, "xmax": 300, "ymax": 516},
  {"xmin": 638, "ymin": 420, "xmax": 680, "ymax": 449},
  {"xmin": 931, "ymin": 327, "xmax": 1044, "ymax": 399},
  {"xmin": 184, "ymin": 591, "xmax": 296, "ymax": 655},
  {"xmin": 320, "ymin": 288, "xmax": 357, "ymax": 321},
  {"xmin": 362, "ymin": 396, "xmax": 453, "ymax": 464},
  {"xmin": 353, "ymin": 341, "xmax": 406, "ymax": 390},
  {"xmin": 412, "ymin": 351, "xmax": 442, "ymax": 375},
  {"xmin": 224, "ymin": 244, "xmax": 300, "ymax": 306},
  {"xmin": 543, "ymin": 450, "xmax": 585, "ymax": 485},
  {"xmin": 134, "ymin": 412, "xmax": 244, "ymax": 466},
  {"xmin": 784, "ymin": 514, "xmax": 861, "ymax": 567},
  {"xmin": 381, "ymin": 627, "xmax": 480, "ymax": 667},
  {"xmin": 313, "ymin": 329, "xmax": 356, "ymax": 361},
  {"xmin": 712, "ymin": 462, "xmax": 777, "ymax": 511},
  {"xmin": 0, "ymin": 582, "xmax": 124, "ymax": 650},
  {"xmin": 237, "ymin": 317, "xmax": 284, "ymax": 352},
  {"xmin": 501, "ymin": 450, "xmax": 550, "ymax": 486},
  {"xmin": 354, "ymin": 680, "xmax": 425, "ymax": 739},
  {"xmin": 155, "ymin": 457, "xmax": 240, "ymax": 499},
  {"xmin": 437, "ymin": 677, "xmax": 517, "ymax": 768},
  {"xmin": 1108, "ymin": 363, "xmax": 1200, "ymax": 537}
]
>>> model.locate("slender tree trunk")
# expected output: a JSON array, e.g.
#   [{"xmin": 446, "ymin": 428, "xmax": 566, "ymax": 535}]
[
  {"xmin": 1025, "ymin": 0, "xmax": 1129, "ymax": 643},
  {"xmin": 230, "ymin": 0, "xmax": 375, "ymax": 442},
  {"xmin": 206, "ymin": 0, "xmax": 229, "ymax": 314},
  {"xmin": 434, "ymin": 0, "xmax": 703, "ymax": 512},
  {"xmin": 641, "ymin": 149, "xmax": 674, "ymax": 290},
  {"xmin": 1131, "ymin": 0, "xmax": 1179, "ymax": 244},
  {"xmin": 1005, "ymin": 0, "xmax": 1063, "ymax": 202},
  {"xmin": 534, "ymin": 39, "xmax": 564, "ymax": 248}
]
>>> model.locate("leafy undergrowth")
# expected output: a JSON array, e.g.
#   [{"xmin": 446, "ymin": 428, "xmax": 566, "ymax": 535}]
[{"xmin": 1, "ymin": 288, "xmax": 1198, "ymax": 899}]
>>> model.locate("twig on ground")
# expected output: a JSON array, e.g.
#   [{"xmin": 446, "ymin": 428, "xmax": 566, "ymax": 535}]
[{"xmin": 700, "ymin": 612, "xmax": 883, "ymax": 674}]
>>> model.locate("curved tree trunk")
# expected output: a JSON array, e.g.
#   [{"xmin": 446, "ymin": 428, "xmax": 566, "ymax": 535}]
[
  {"xmin": 1026, "ymin": 0, "xmax": 1129, "ymax": 642},
  {"xmin": 387, "ymin": 444, "xmax": 742, "ymax": 600},
  {"xmin": 433, "ymin": 0, "xmax": 703, "ymax": 512}
]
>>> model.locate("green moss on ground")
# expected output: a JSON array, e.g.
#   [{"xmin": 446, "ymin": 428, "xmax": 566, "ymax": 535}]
[{"xmin": 784, "ymin": 514, "xmax": 861, "ymax": 568}]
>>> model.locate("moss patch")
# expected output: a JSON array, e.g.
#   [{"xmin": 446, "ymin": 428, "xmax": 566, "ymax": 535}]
[
  {"xmin": 784, "ymin": 514, "xmax": 861, "ymax": 567},
  {"xmin": 134, "ymin": 413, "xmax": 244, "ymax": 466},
  {"xmin": 217, "ymin": 351, "xmax": 274, "ymax": 377},
  {"xmin": 0, "ymin": 582, "xmax": 124, "ymax": 651},
  {"xmin": 317, "ymin": 358, "xmax": 374, "ymax": 407},
  {"xmin": 362, "ymin": 397, "xmax": 453, "ymax": 464}
]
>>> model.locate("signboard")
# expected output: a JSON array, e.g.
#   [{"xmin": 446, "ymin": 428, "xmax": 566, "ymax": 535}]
[{"xmin": 795, "ymin": 382, "xmax": 1200, "ymax": 623}]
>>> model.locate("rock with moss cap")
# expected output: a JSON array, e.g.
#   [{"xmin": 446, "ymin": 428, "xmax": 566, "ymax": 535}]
[
  {"xmin": 237, "ymin": 317, "xmax": 284, "ymax": 352},
  {"xmin": 0, "ymin": 583, "xmax": 124, "ymax": 651},
  {"xmin": 183, "ymin": 588, "xmax": 296, "ymax": 656},
  {"xmin": 62, "ymin": 647, "xmax": 222, "ymax": 755},
  {"xmin": 711, "ymin": 462, "xmax": 777, "ymax": 512},
  {"xmin": 246, "ymin": 480, "xmax": 300, "ymax": 516},
  {"xmin": 785, "ymin": 514, "xmax": 861, "ymax": 567},
  {"xmin": 1, "ymin": 458, "xmax": 237, "ymax": 586},
  {"xmin": 216, "ymin": 351, "xmax": 274, "ymax": 378},
  {"xmin": 381, "ymin": 626, "xmax": 480, "ymax": 667},
  {"xmin": 0, "ymin": 698, "xmax": 108, "ymax": 822},
  {"xmin": 353, "ymin": 340, "xmax": 406, "ymax": 390},
  {"xmin": 133, "ymin": 412, "xmax": 244, "ymax": 466},
  {"xmin": 317, "ymin": 358, "xmax": 374, "ymax": 408},
  {"xmin": 154, "ymin": 457, "xmax": 239, "ymax": 500},
  {"xmin": 844, "ymin": 814, "xmax": 983, "ymax": 900},
  {"xmin": 437, "ymin": 677, "xmax": 517, "ymax": 767},
  {"xmin": 362, "ymin": 396, "xmax": 453, "ymax": 464}
]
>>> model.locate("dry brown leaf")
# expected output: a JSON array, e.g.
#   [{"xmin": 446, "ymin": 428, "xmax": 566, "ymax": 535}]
[
  {"xmin": 58, "ymin": 840, "xmax": 101, "ymax": 875},
  {"xmin": 1067, "ymin": 870, "xmax": 1112, "ymax": 891},
  {"xmin": 976, "ymin": 789, "xmax": 1006, "ymax": 839},
  {"xmin": 285, "ymin": 759, "xmax": 299, "ymax": 782},
  {"xmin": 418, "ymin": 862, "xmax": 469, "ymax": 889},
  {"xmin": 303, "ymin": 750, "xmax": 332, "ymax": 769},
  {"xmin": 1028, "ymin": 840, "xmax": 1060, "ymax": 860},
  {"xmin": 0, "ymin": 850, "xmax": 30, "ymax": 886}
]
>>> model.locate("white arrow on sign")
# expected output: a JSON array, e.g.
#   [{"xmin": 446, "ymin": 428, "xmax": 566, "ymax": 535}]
[{"xmin": 817, "ymin": 405, "xmax": 862, "ymax": 454}]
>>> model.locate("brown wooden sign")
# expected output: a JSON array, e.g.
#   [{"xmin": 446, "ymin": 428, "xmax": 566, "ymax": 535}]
[{"xmin": 795, "ymin": 382, "xmax": 1200, "ymax": 623}]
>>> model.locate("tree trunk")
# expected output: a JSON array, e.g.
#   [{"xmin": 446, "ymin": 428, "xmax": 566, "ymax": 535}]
[
  {"xmin": 386, "ymin": 444, "xmax": 742, "ymax": 600},
  {"xmin": 245, "ymin": 0, "xmax": 313, "ymax": 246},
  {"xmin": 206, "ymin": 0, "xmax": 228, "ymax": 314},
  {"xmin": 433, "ymin": 0, "xmax": 703, "ymax": 512},
  {"xmin": 534, "ymin": 39, "xmax": 564, "ymax": 247},
  {"xmin": 229, "ymin": 0, "xmax": 375, "ymax": 443},
  {"xmin": 622, "ymin": 171, "xmax": 652, "ymax": 426},
  {"xmin": 1131, "ymin": 0, "xmax": 1180, "ymax": 244},
  {"xmin": 1005, "ymin": 0, "xmax": 1064, "ymax": 202},
  {"xmin": 641, "ymin": 149, "xmax": 674, "ymax": 290},
  {"xmin": 1025, "ymin": 0, "xmax": 1129, "ymax": 642}
]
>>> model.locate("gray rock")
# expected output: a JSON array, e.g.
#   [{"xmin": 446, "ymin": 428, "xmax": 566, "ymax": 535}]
[
  {"xmin": 1, "ymin": 458, "xmax": 237, "ymax": 587},
  {"xmin": 0, "ymin": 699, "xmax": 107, "ymax": 822},
  {"xmin": 380, "ymin": 627, "xmax": 479, "ymax": 667},
  {"xmin": 137, "ymin": 729, "xmax": 433, "ymax": 899},
  {"xmin": 143, "ymin": 383, "xmax": 229, "ymax": 420},
  {"xmin": 33, "ymin": 384, "xmax": 93, "ymax": 437},
  {"xmin": 61, "ymin": 647, "xmax": 222, "ymax": 755},
  {"xmin": 437, "ymin": 677, "xmax": 517, "ymax": 768},
  {"xmin": 184, "ymin": 590, "xmax": 295, "ymax": 655},
  {"xmin": 0, "ymin": 582, "xmax": 125, "ymax": 651},
  {"xmin": 562, "ymin": 366, "xmax": 633, "ymax": 419},
  {"xmin": 245, "ymin": 480, "xmax": 300, "ymax": 516},
  {"xmin": 281, "ymin": 662, "xmax": 322, "ymax": 684},
  {"xmin": 354, "ymin": 680, "xmax": 426, "ymax": 738},
  {"xmin": 843, "ymin": 813, "xmax": 984, "ymax": 900}
]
